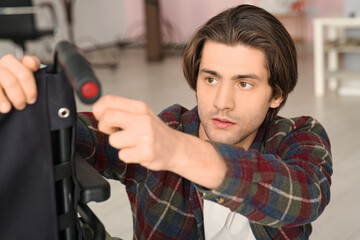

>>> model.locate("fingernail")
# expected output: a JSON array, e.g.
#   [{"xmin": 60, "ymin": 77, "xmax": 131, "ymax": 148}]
[
  {"xmin": 18, "ymin": 104, "xmax": 26, "ymax": 110},
  {"xmin": 87, "ymin": 125, "xmax": 100, "ymax": 132},
  {"xmin": 0, "ymin": 102, "xmax": 11, "ymax": 113},
  {"xmin": 28, "ymin": 97, "xmax": 36, "ymax": 104}
]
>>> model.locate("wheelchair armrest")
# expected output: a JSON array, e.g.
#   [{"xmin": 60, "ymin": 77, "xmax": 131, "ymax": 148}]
[
  {"xmin": 74, "ymin": 153, "xmax": 110, "ymax": 204},
  {"xmin": 78, "ymin": 202, "xmax": 106, "ymax": 240}
]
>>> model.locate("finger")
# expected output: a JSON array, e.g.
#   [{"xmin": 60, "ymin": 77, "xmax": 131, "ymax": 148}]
[
  {"xmin": 22, "ymin": 56, "xmax": 41, "ymax": 72},
  {"xmin": 118, "ymin": 146, "xmax": 154, "ymax": 167},
  {"xmin": 0, "ymin": 66, "xmax": 26, "ymax": 110},
  {"xmin": 108, "ymin": 130, "xmax": 137, "ymax": 150},
  {"xmin": 0, "ymin": 88, "xmax": 11, "ymax": 113},
  {"xmin": 118, "ymin": 148, "xmax": 139, "ymax": 164},
  {"xmin": 97, "ymin": 110, "xmax": 124, "ymax": 134},
  {"xmin": 0, "ymin": 54, "xmax": 37, "ymax": 105},
  {"xmin": 20, "ymin": 56, "xmax": 39, "ymax": 104},
  {"xmin": 93, "ymin": 95, "xmax": 149, "ymax": 120},
  {"xmin": 97, "ymin": 109, "xmax": 143, "ymax": 134}
]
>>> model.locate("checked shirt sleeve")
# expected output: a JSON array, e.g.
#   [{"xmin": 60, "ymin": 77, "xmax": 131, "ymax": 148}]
[
  {"xmin": 197, "ymin": 116, "xmax": 332, "ymax": 228},
  {"xmin": 76, "ymin": 112, "xmax": 129, "ymax": 184}
]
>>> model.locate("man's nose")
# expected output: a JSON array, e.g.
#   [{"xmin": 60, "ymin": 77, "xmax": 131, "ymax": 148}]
[{"xmin": 213, "ymin": 83, "xmax": 235, "ymax": 111}]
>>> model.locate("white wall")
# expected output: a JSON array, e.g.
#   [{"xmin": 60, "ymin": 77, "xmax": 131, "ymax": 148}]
[
  {"xmin": 72, "ymin": 0, "xmax": 127, "ymax": 47},
  {"xmin": 0, "ymin": 0, "xmax": 129, "ymax": 57},
  {"xmin": 65, "ymin": 0, "xmax": 346, "ymax": 44},
  {"xmin": 0, "ymin": 0, "xmax": 255, "ymax": 57},
  {"xmin": 159, "ymin": 0, "xmax": 257, "ymax": 43},
  {"xmin": 0, "ymin": 0, "xmax": 346, "ymax": 58},
  {"xmin": 343, "ymin": 0, "xmax": 360, "ymax": 71}
]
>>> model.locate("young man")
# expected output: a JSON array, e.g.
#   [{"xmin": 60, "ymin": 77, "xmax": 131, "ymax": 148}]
[{"xmin": 0, "ymin": 4, "xmax": 332, "ymax": 240}]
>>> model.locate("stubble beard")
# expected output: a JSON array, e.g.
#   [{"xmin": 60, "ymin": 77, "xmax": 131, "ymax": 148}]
[
  {"xmin": 199, "ymin": 110, "xmax": 248, "ymax": 146},
  {"xmin": 202, "ymin": 121, "xmax": 253, "ymax": 146},
  {"xmin": 198, "ymin": 106, "xmax": 264, "ymax": 147}
]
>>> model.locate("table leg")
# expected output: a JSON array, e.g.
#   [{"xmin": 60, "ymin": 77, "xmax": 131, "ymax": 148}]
[
  {"xmin": 327, "ymin": 26, "xmax": 339, "ymax": 91},
  {"xmin": 314, "ymin": 20, "xmax": 325, "ymax": 97}
]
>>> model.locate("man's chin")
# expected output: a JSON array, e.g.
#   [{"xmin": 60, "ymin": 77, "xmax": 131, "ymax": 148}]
[
  {"xmin": 199, "ymin": 122, "xmax": 242, "ymax": 144},
  {"xmin": 206, "ymin": 131, "xmax": 242, "ymax": 145}
]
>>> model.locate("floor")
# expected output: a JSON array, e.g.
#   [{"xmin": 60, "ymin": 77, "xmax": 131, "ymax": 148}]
[{"xmin": 75, "ymin": 43, "xmax": 360, "ymax": 240}]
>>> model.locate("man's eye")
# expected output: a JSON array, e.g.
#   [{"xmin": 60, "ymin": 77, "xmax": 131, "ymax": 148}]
[
  {"xmin": 206, "ymin": 78, "xmax": 217, "ymax": 84},
  {"xmin": 239, "ymin": 81, "xmax": 253, "ymax": 89}
]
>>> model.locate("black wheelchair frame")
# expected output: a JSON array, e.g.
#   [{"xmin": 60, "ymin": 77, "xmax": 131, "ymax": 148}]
[{"xmin": 0, "ymin": 41, "xmax": 110, "ymax": 240}]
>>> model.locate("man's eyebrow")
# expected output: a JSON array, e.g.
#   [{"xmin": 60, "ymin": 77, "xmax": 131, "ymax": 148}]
[
  {"xmin": 231, "ymin": 73, "xmax": 261, "ymax": 81},
  {"xmin": 199, "ymin": 68, "xmax": 222, "ymax": 78},
  {"xmin": 200, "ymin": 68, "xmax": 261, "ymax": 81}
]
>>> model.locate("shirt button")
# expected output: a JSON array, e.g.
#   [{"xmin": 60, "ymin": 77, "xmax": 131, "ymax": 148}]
[{"xmin": 216, "ymin": 197, "xmax": 225, "ymax": 204}]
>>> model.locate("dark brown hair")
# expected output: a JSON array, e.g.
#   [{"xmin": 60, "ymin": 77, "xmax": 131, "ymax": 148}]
[{"xmin": 182, "ymin": 4, "xmax": 297, "ymax": 125}]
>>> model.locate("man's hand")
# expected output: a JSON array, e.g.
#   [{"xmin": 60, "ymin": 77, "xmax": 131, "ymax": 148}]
[
  {"xmin": 93, "ymin": 95, "xmax": 227, "ymax": 189},
  {"xmin": 0, "ymin": 55, "xmax": 40, "ymax": 113},
  {"xmin": 92, "ymin": 95, "xmax": 180, "ymax": 171}
]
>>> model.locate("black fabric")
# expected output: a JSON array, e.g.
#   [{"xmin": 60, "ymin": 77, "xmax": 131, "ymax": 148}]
[{"xmin": 0, "ymin": 67, "xmax": 76, "ymax": 239}]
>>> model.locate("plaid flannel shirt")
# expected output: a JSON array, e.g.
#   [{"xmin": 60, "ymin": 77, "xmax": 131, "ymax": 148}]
[{"xmin": 76, "ymin": 104, "xmax": 332, "ymax": 240}]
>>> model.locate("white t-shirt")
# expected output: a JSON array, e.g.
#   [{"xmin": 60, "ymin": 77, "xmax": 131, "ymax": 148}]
[{"xmin": 203, "ymin": 199, "xmax": 256, "ymax": 240}]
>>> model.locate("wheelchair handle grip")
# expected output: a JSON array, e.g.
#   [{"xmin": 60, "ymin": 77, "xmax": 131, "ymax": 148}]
[{"xmin": 55, "ymin": 41, "xmax": 101, "ymax": 104}]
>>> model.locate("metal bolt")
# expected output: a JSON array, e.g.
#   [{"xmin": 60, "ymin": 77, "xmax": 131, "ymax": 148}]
[{"xmin": 58, "ymin": 108, "xmax": 70, "ymax": 118}]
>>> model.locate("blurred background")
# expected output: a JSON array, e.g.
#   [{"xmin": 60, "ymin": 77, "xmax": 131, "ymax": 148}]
[{"xmin": 0, "ymin": 0, "xmax": 359, "ymax": 239}]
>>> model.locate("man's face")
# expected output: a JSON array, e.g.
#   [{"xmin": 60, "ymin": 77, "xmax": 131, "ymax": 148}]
[{"xmin": 196, "ymin": 40, "xmax": 282, "ymax": 149}]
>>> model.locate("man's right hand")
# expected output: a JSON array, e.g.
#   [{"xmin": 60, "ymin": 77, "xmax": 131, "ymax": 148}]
[{"xmin": 0, "ymin": 55, "xmax": 40, "ymax": 113}]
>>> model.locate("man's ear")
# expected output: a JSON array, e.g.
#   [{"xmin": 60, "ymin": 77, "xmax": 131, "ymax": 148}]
[{"xmin": 269, "ymin": 94, "xmax": 284, "ymax": 108}]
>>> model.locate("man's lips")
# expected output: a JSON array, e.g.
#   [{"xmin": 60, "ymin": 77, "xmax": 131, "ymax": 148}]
[{"xmin": 212, "ymin": 118, "xmax": 235, "ymax": 129}]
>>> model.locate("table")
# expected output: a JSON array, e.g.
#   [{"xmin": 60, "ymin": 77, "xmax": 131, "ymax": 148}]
[{"xmin": 313, "ymin": 17, "xmax": 360, "ymax": 97}]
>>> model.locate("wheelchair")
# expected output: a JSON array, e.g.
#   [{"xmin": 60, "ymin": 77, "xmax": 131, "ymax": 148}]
[{"xmin": 0, "ymin": 41, "xmax": 112, "ymax": 240}]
